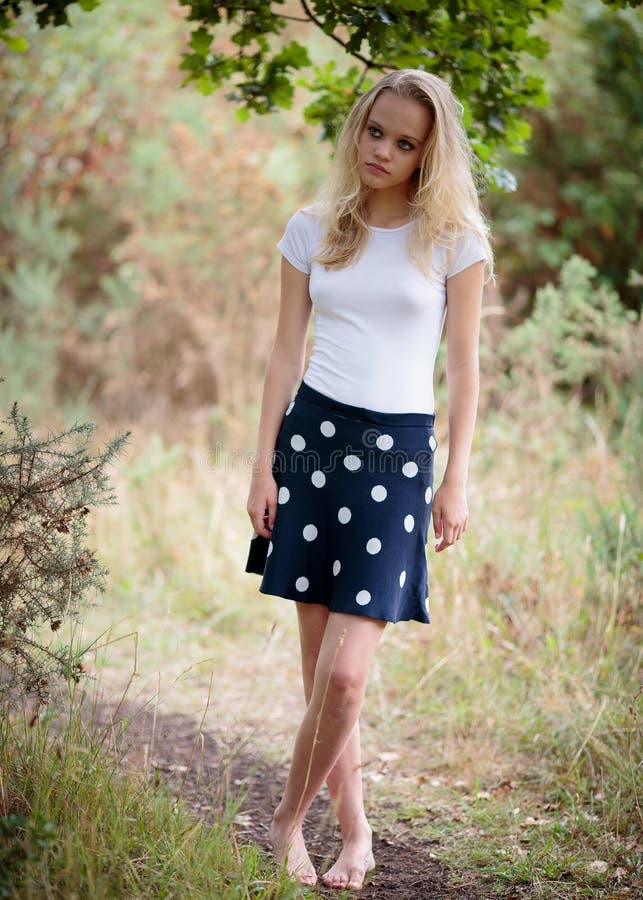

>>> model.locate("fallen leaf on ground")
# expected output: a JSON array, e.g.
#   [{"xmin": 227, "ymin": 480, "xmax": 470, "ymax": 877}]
[
  {"xmin": 233, "ymin": 813, "xmax": 253, "ymax": 828},
  {"xmin": 379, "ymin": 751, "xmax": 400, "ymax": 762},
  {"xmin": 588, "ymin": 860, "xmax": 609, "ymax": 874}
]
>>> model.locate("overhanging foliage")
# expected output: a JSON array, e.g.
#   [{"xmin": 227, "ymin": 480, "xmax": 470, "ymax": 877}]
[{"xmin": 1, "ymin": 0, "xmax": 639, "ymax": 189}]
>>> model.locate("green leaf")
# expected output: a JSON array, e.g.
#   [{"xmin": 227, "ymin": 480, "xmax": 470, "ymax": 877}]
[
  {"xmin": 2, "ymin": 33, "xmax": 29, "ymax": 52},
  {"xmin": 189, "ymin": 27, "xmax": 212, "ymax": 56},
  {"xmin": 272, "ymin": 40, "xmax": 310, "ymax": 70},
  {"xmin": 179, "ymin": 52, "xmax": 202, "ymax": 74},
  {"xmin": 197, "ymin": 72, "xmax": 214, "ymax": 96},
  {"xmin": 270, "ymin": 77, "xmax": 295, "ymax": 109}
]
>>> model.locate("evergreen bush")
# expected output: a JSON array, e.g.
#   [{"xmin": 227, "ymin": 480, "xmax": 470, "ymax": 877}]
[{"xmin": 0, "ymin": 395, "xmax": 129, "ymax": 705}]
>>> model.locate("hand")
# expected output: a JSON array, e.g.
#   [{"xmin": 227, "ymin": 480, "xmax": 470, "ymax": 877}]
[
  {"xmin": 432, "ymin": 478, "xmax": 468, "ymax": 553},
  {"xmin": 247, "ymin": 471, "xmax": 278, "ymax": 539}
]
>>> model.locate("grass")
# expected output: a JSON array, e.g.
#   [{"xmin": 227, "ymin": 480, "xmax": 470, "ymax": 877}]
[
  {"xmin": 2, "ymin": 389, "xmax": 640, "ymax": 897},
  {"xmin": 0, "ymin": 685, "xmax": 307, "ymax": 899}
]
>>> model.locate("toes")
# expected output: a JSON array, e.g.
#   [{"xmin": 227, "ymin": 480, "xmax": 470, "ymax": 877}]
[
  {"xmin": 289, "ymin": 864, "xmax": 317, "ymax": 886},
  {"xmin": 323, "ymin": 871, "xmax": 365, "ymax": 890},
  {"xmin": 321, "ymin": 871, "xmax": 346, "ymax": 889},
  {"xmin": 290, "ymin": 862, "xmax": 317, "ymax": 885}
]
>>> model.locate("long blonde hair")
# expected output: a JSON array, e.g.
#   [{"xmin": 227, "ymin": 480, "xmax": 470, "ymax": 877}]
[{"xmin": 313, "ymin": 69, "xmax": 494, "ymax": 281}]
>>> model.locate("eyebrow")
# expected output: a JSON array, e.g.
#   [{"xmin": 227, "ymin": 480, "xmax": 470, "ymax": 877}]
[{"xmin": 367, "ymin": 118, "xmax": 421, "ymax": 143}]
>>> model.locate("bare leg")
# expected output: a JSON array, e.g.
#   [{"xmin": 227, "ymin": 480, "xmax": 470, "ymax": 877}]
[
  {"xmin": 322, "ymin": 725, "xmax": 375, "ymax": 889},
  {"xmin": 296, "ymin": 603, "xmax": 376, "ymax": 889},
  {"xmin": 269, "ymin": 608, "xmax": 385, "ymax": 886}
]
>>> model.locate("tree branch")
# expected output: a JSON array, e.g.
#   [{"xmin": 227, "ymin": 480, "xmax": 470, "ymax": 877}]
[{"xmin": 297, "ymin": 0, "xmax": 388, "ymax": 72}]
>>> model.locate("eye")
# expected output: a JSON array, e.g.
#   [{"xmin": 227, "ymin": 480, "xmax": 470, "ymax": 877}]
[
  {"xmin": 367, "ymin": 126, "xmax": 381, "ymax": 138},
  {"xmin": 399, "ymin": 140, "xmax": 414, "ymax": 151}
]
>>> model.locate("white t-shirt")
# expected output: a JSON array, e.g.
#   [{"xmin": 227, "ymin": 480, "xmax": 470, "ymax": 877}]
[{"xmin": 277, "ymin": 206, "xmax": 487, "ymax": 414}]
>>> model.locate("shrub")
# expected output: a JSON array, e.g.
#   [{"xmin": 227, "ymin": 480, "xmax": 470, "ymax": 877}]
[
  {"xmin": 0, "ymin": 397, "xmax": 129, "ymax": 705},
  {"xmin": 499, "ymin": 254, "xmax": 640, "ymax": 409}
]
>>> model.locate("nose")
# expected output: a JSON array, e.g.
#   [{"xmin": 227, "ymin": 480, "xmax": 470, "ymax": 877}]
[{"xmin": 374, "ymin": 139, "xmax": 393, "ymax": 161}]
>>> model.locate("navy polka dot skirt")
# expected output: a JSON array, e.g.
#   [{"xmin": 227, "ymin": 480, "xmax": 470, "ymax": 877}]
[{"xmin": 245, "ymin": 380, "xmax": 437, "ymax": 624}]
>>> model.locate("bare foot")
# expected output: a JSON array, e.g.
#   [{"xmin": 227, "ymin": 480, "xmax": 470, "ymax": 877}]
[
  {"xmin": 268, "ymin": 817, "xmax": 317, "ymax": 886},
  {"xmin": 321, "ymin": 827, "xmax": 375, "ymax": 890}
]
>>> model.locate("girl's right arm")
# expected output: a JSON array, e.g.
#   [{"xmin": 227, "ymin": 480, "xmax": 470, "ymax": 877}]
[{"xmin": 246, "ymin": 257, "xmax": 312, "ymax": 538}]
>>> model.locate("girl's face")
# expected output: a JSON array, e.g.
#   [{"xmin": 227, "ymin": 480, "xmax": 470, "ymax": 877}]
[{"xmin": 357, "ymin": 91, "xmax": 432, "ymax": 193}]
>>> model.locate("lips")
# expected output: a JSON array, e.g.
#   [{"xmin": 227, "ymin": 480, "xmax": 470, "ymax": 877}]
[{"xmin": 366, "ymin": 162, "xmax": 389, "ymax": 175}]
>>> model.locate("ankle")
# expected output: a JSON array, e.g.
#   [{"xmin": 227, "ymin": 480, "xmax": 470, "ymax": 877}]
[
  {"xmin": 340, "ymin": 812, "xmax": 372, "ymax": 844},
  {"xmin": 271, "ymin": 805, "xmax": 301, "ymax": 835}
]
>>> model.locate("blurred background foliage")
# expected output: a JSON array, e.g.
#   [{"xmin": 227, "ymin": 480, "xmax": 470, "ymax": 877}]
[
  {"xmin": 0, "ymin": 0, "xmax": 328, "ymax": 431},
  {"xmin": 487, "ymin": 0, "xmax": 643, "ymax": 312}
]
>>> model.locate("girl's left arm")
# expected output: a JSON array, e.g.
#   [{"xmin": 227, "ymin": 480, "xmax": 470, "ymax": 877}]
[{"xmin": 432, "ymin": 260, "xmax": 484, "ymax": 553}]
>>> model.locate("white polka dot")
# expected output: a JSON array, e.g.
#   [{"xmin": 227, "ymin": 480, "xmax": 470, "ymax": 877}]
[
  {"xmin": 376, "ymin": 434, "xmax": 394, "ymax": 451},
  {"xmin": 371, "ymin": 484, "xmax": 387, "ymax": 502},
  {"xmin": 366, "ymin": 538, "xmax": 381, "ymax": 555},
  {"xmin": 356, "ymin": 590, "xmax": 371, "ymax": 606},
  {"xmin": 295, "ymin": 576, "xmax": 309, "ymax": 591},
  {"xmin": 320, "ymin": 420, "xmax": 336, "ymax": 437},
  {"xmin": 303, "ymin": 524, "xmax": 318, "ymax": 541},
  {"xmin": 285, "ymin": 400, "xmax": 295, "ymax": 415},
  {"xmin": 343, "ymin": 454, "xmax": 362, "ymax": 472},
  {"xmin": 311, "ymin": 470, "xmax": 326, "ymax": 488},
  {"xmin": 428, "ymin": 434, "xmax": 437, "ymax": 452},
  {"xmin": 338, "ymin": 506, "xmax": 352, "ymax": 524},
  {"xmin": 425, "ymin": 486, "xmax": 433, "ymax": 504},
  {"xmin": 291, "ymin": 434, "xmax": 306, "ymax": 451},
  {"xmin": 332, "ymin": 559, "xmax": 341, "ymax": 576},
  {"xmin": 278, "ymin": 486, "xmax": 290, "ymax": 504},
  {"xmin": 404, "ymin": 514, "xmax": 415, "ymax": 533},
  {"xmin": 399, "ymin": 570, "xmax": 406, "ymax": 588},
  {"xmin": 402, "ymin": 461, "xmax": 418, "ymax": 478},
  {"xmin": 267, "ymin": 541, "xmax": 273, "ymax": 556}
]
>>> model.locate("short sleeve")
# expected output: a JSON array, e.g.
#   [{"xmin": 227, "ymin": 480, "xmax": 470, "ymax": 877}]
[
  {"xmin": 446, "ymin": 229, "xmax": 488, "ymax": 279},
  {"xmin": 276, "ymin": 210, "xmax": 317, "ymax": 274}
]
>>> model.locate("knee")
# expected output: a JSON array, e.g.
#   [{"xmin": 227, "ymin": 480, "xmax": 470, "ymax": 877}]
[{"xmin": 323, "ymin": 665, "xmax": 366, "ymax": 715}]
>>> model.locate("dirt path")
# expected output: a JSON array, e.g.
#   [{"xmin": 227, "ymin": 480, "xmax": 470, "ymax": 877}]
[{"xmin": 91, "ymin": 699, "xmax": 517, "ymax": 899}]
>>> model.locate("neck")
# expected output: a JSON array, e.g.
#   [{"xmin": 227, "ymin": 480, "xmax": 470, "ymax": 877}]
[{"xmin": 366, "ymin": 186, "xmax": 412, "ymax": 228}]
